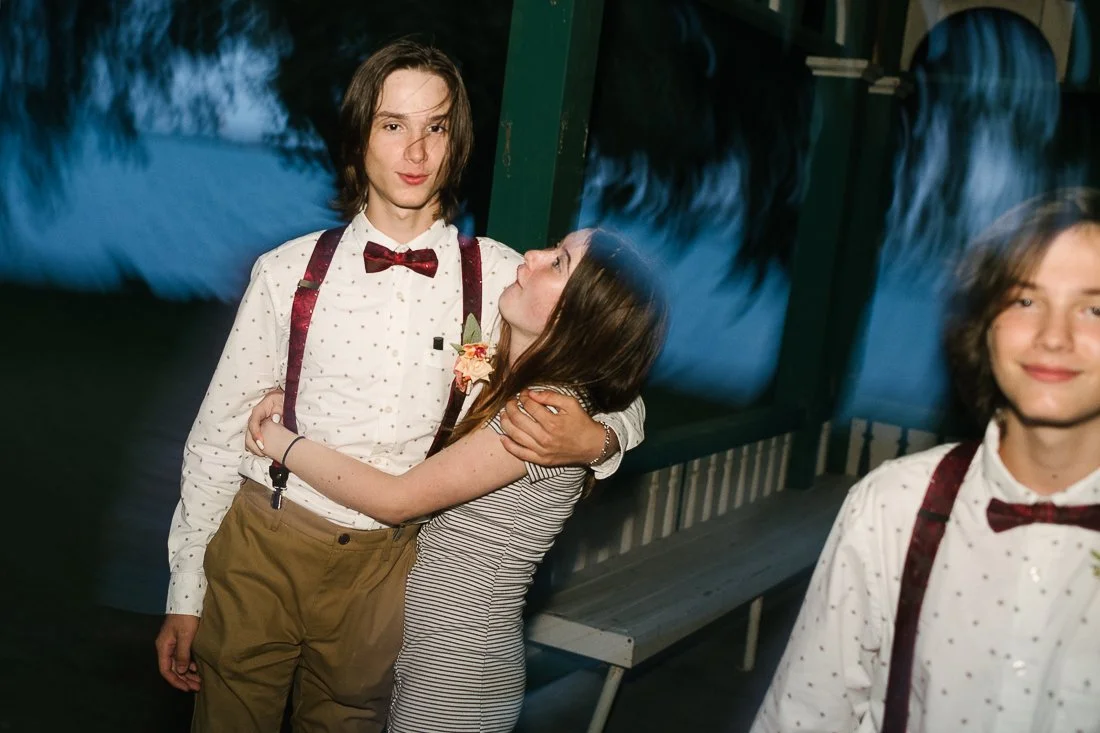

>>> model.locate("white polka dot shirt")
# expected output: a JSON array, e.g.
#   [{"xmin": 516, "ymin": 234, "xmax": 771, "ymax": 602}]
[
  {"xmin": 165, "ymin": 213, "xmax": 644, "ymax": 616},
  {"xmin": 752, "ymin": 420, "xmax": 1100, "ymax": 733}
]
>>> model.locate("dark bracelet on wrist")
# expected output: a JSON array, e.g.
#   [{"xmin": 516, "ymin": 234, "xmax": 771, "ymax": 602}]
[{"xmin": 281, "ymin": 435, "xmax": 306, "ymax": 467}]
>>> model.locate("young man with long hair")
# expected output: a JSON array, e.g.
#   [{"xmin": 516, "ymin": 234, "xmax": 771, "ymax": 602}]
[
  {"xmin": 247, "ymin": 228, "xmax": 667, "ymax": 731},
  {"xmin": 155, "ymin": 39, "xmax": 644, "ymax": 732},
  {"xmin": 753, "ymin": 188, "xmax": 1100, "ymax": 732}
]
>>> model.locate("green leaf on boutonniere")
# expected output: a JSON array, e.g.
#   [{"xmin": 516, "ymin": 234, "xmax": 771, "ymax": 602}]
[
  {"xmin": 462, "ymin": 313, "xmax": 482, "ymax": 345},
  {"xmin": 452, "ymin": 314, "xmax": 484, "ymax": 353}
]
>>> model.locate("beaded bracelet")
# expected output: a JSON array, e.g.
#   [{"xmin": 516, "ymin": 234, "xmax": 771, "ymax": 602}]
[{"xmin": 588, "ymin": 422, "xmax": 613, "ymax": 467}]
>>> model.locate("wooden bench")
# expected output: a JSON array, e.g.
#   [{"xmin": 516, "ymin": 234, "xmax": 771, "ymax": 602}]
[{"xmin": 525, "ymin": 473, "xmax": 856, "ymax": 733}]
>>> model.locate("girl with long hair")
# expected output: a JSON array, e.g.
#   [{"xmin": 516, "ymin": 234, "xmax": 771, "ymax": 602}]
[{"xmin": 247, "ymin": 228, "xmax": 666, "ymax": 732}]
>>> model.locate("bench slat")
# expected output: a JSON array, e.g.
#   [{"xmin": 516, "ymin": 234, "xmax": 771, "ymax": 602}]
[{"xmin": 526, "ymin": 473, "xmax": 856, "ymax": 667}]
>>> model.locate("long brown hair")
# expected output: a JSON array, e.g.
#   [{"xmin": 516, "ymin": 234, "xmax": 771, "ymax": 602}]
[
  {"xmin": 450, "ymin": 229, "xmax": 667, "ymax": 449},
  {"xmin": 945, "ymin": 187, "xmax": 1100, "ymax": 425},
  {"xmin": 333, "ymin": 38, "xmax": 473, "ymax": 223}
]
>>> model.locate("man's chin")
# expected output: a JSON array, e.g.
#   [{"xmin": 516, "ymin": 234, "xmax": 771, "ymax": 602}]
[
  {"xmin": 393, "ymin": 195, "xmax": 440, "ymax": 214},
  {"xmin": 1011, "ymin": 405, "xmax": 1100, "ymax": 431},
  {"xmin": 389, "ymin": 197, "xmax": 423, "ymax": 207}
]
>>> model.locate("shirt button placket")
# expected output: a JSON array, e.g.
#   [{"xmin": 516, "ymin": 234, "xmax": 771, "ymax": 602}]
[
  {"xmin": 387, "ymin": 265, "xmax": 414, "ymax": 446},
  {"xmin": 1000, "ymin": 532, "xmax": 1045, "ymax": 727}
]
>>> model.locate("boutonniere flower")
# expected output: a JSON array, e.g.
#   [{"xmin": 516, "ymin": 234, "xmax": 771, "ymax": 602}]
[
  {"xmin": 1092, "ymin": 549, "xmax": 1100, "ymax": 579},
  {"xmin": 452, "ymin": 314, "xmax": 495, "ymax": 394}
]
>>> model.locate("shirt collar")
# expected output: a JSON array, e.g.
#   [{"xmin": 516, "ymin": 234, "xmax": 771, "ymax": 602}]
[
  {"xmin": 349, "ymin": 212, "xmax": 451, "ymax": 252},
  {"xmin": 980, "ymin": 419, "xmax": 1100, "ymax": 504}
]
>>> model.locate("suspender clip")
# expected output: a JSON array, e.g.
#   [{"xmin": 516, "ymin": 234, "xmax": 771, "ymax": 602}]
[{"xmin": 269, "ymin": 464, "xmax": 290, "ymax": 510}]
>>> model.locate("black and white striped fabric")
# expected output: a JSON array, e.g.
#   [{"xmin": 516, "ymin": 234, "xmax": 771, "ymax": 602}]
[{"xmin": 388, "ymin": 388, "xmax": 589, "ymax": 733}]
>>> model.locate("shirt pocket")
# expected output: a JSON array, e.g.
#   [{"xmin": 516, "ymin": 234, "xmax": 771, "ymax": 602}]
[
  {"xmin": 413, "ymin": 348, "xmax": 458, "ymax": 415},
  {"xmin": 418, "ymin": 347, "xmax": 455, "ymax": 374}
]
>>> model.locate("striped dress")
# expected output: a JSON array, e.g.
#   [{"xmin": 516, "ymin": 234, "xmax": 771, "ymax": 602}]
[{"xmin": 387, "ymin": 392, "xmax": 589, "ymax": 732}]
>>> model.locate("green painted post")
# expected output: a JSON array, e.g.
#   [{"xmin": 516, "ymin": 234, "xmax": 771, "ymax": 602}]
[
  {"xmin": 777, "ymin": 0, "xmax": 804, "ymax": 26},
  {"xmin": 486, "ymin": 0, "xmax": 605, "ymax": 253},
  {"xmin": 774, "ymin": 57, "xmax": 878, "ymax": 489},
  {"xmin": 833, "ymin": 0, "xmax": 874, "ymax": 55},
  {"xmin": 822, "ymin": 75, "xmax": 915, "ymax": 473},
  {"xmin": 819, "ymin": 1, "xmax": 915, "ymax": 474},
  {"xmin": 867, "ymin": 0, "xmax": 913, "ymax": 70},
  {"xmin": 822, "ymin": 79, "xmax": 911, "ymax": 474}
]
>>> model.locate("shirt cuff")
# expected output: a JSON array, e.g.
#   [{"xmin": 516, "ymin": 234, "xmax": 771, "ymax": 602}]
[
  {"xmin": 165, "ymin": 572, "xmax": 207, "ymax": 617},
  {"xmin": 590, "ymin": 419, "xmax": 624, "ymax": 480}
]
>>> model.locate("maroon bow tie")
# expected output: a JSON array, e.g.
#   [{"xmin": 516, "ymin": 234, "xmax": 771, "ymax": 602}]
[
  {"xmin": 986, "ymin": 497, "xmax": 1100, "ymax": 533},
  {"xmin": 363, "ymin": 241, "xmax": 438, "ymax": 278}
]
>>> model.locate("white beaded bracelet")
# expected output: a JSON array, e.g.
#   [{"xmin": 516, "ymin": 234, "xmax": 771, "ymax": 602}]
[{"xmin": 588, "ymin": 421, "xmax": 613, "ymax": 467}]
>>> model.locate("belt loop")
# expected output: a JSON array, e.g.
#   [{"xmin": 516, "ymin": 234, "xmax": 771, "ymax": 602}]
[{"xmin": 380, "ymin": 526, "xmax": 402, "ymax": 562}]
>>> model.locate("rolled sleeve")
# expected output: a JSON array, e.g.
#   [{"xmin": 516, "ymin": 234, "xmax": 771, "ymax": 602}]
[{"xmin": 591, "ymin": 394, "xmax": 645, "ymax": 480}]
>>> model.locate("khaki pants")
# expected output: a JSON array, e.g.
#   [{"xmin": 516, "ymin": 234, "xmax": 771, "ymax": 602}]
[{"xmin": 191, "ymin": 479, "xmax": 418, "ymax": 733}]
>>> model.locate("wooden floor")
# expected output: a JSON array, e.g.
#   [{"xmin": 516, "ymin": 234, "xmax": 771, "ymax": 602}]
[{"xmin": 517, "ymin": 578, "xmax": 807, "ymax": 733}]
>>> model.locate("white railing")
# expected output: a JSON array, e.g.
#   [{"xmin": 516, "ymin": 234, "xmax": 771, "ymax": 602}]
[
  {"xmin": 839, "ymin": 418, "xmax": 942, "ymax": 475},
  {"xmin": 541, "ymin": 431, "xmax": 795, "ymax": 585},
  {"xmin": 540, "ymin": 416, "xmax": 946, "ymax": 591}
]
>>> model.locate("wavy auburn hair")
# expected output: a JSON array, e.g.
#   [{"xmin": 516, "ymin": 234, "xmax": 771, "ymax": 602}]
[
  {"xmin": 449, "ymin": 229, "xmax": 667, "ymax": 450},
  {"xmin": 945, "ymin": 187, "xmax": 1100, "ymax": 425},
  {"xmin": 333, "ymin": 38, "xmax": 473, "ymax": 223}
]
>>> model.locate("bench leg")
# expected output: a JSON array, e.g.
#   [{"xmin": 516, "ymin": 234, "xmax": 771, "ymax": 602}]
[
  {"xmin": 741, "ymin": 595, "xmax": 764, "ymax": 672},
  {"xmin": 587, "ymin": 664, "xmax": 625, "ymax": 733}
]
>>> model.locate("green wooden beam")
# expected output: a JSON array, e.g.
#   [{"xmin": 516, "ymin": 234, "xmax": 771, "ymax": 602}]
[
  {"xmin": 773, "ymin": 59, "xmax": 871, "ymax": 488},
  {"xmin": 486, "ymin": 0, "xmax": 605, "ymax": 252},
  {"xmin": 821, "ymin": 0, "xmax": 840, "ymax": 50},
  {"xmin": 840, "ymin": 0, "xmax": 876, "ymax": 59},
  {"xmin": 621, "ymin": 404, "xmax": 806, "ymax": 476},
  {"xmin": 777, "ymin": 0, "xmax": 804, "ymax": 26},
  {"xmin": 822, "ymin": 84, "xmax": 905, "ymax": 474},
  {"xmin": 1066, "ymin": 0, "xmax": 1100, "ymax": 89},
  {"xmin": 868, "ymin": 0, "xmax": 913, "ymax": 72}
]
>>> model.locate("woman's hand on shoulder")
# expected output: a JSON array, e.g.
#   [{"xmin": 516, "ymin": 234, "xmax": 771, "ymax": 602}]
[{"xmin": 499, "ymin": 389, "xmax": 603, "ymax": 466}]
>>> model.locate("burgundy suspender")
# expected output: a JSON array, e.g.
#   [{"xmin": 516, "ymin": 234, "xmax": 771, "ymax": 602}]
[
  {"xmin": 881, "ymin": 440, "xmax": 980, "ymax": 733},
  {"xmin": 426, "ymin": 234, "xmax": 483, "ymax": 458},
  {"xmin": 269, "ymin": 228, "xmax": 482, "ymax": 509},
  {"xmin": 268, "ymin": 226, "xmax": 346, "ymax": 508},
  {"xmin": 283, "ymin": 227, "xmax": 346, "ymax": 433}
]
